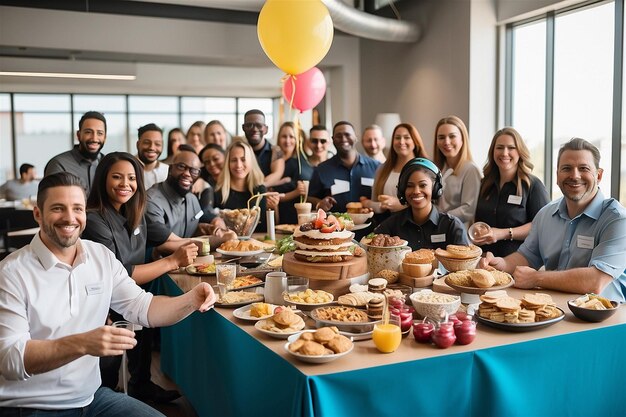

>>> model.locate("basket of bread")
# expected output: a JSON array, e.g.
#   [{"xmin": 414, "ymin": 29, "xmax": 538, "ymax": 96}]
[{"xmin": 435, "ymin": 244, "xmax": 482, "ymax": 272}]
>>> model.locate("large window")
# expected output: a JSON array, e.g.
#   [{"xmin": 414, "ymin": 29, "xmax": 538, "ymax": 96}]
[
  {"xmin": 511, "ymin": 20, "xmax": 547, "ymax": 184},
  {"xmin": 0, "ymin": 94, "xmax": 276, "ymax": 179},
  {"xmin": 507, "ymin": 0, "xmax": 622, "ymax": 203},
  {"xmin": 13, "ymin": 94, "xmax": 72, "ymax": 180},
  {"xmin": 553, "ymin": 2, "xmax": 614, "ymax": 198}
]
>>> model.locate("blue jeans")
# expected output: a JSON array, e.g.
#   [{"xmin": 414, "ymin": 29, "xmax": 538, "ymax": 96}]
[{"xmin": 0, "ymin": 387, "xmax": 164, "ymax": 417}]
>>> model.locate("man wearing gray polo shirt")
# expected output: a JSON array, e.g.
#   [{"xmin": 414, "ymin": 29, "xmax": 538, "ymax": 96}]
[
  {"xmin": 44, "ymin": 111, "xmax": 106, "ymax": 196},
  {"xmin": 481, "ymin": 138, "xmax": 626, "ymax": 302},
  {"xmin": 146, "ymin": 148, "xmax": 232, "ymax": 252}
]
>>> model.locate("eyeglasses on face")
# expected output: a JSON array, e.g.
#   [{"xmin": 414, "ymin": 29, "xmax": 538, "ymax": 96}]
[
  {"xmin": 310, "ymin": 138, "xmax": 327, "ymax": 145},
  {"xmin": 242, "ymin": 122, "xmax": 266, "ymax": 131},
  {"xmin": 174, "ymin": 163, "xmax": 201, "ymax": 177}
]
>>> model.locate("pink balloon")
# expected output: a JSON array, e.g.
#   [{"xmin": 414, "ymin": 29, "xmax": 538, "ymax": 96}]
[{"xmin": 282, "ymin": 67, "xmax": 326, "ymax": 112}]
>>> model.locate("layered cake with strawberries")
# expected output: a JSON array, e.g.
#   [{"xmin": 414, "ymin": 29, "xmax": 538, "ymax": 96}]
[{"xmin": 293, "ymin": 209, "xmax": 360, "ymax": 263}]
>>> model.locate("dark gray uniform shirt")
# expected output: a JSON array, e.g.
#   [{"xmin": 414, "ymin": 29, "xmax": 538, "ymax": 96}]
[
  {"xmin": 44, "ymin": 146, "xmax": 103, "ymax": 196},
  {"xmin": 145, "ymin": 181, "xmax": 203, "ymax": 245},
  {"xmin": 82, "ymin": 208, "xmax": 148, "ymax": 276}
]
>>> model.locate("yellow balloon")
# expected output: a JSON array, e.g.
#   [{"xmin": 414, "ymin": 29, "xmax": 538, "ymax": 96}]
[{"xmin": 258, "ymin": 0, "xmax": 334, "ymax": 75}]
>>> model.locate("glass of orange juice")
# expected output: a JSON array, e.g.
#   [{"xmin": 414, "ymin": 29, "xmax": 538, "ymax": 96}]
[{"xmin": 372, "ymin": 315, "xmax": 402, "ymax": 353}]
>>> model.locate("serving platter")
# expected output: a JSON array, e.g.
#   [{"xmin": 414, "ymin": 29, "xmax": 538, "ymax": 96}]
[
  {"xmin": 444, "ymin": 275, "xmax": 514, "ymax": 295},
  {"xmin": 185, "ymin": 263, "xmax": 216, "ymax": 276},
  {"xmin": 475, "ymin": 307, "xmax": 565, "ymax": 332},
  {"xmin": 233, "ymin": 303, "xmax": 279, "ymax": 321},
  {"xmin": 347, "ymin": 222, "xmax": 371, "ymax": 231},
  {"xmin": 275, "ymin": 224, "xmax": 298, "ymax": 234},
  {"xmin": 284, "ymin": 331, "xmax": 354, "ymax": 363},
  {"xmin": 216, "ymin": 248, "xmax": 265, "ymax": 257},
  {"xmin": 254, "ymin": 318, "xmax": 306, "ymax": 339},
  {"xmin": 227, "ymin": 275, "xmax": 264, "ymax": 291},
  {"xmin": 214, "ymin": 291, "xmax": 264, "ymax": 308}
]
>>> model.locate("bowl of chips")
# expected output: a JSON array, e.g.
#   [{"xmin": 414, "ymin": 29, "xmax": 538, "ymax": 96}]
[{"xmin": 568, "ymin": 294, "xmax": 619, "ymax": 322}]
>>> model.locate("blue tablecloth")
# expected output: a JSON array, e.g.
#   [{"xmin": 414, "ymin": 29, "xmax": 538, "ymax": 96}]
[{"xmin": 157, "ymin": 276, "xmax": 626, "ymax": 417}]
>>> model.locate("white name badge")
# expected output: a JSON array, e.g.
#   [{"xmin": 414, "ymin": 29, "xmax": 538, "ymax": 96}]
[
  {"xmin": 133, "ymin": 227, "xmax": 141, "ymax": 236},
  {"xmin": 507, "ymin": 195, "xmax": 523, "ymax": 205},
  {"xmin": 330, "ymin": 179, "xmax": 350, "ymax": 196},
  {"xmin": 194, "ymin": 210, "xmax": 204, "ymax": 220},
  {"xmin": 431, "ymin": 234, "xmax": 446, "ymax": 243},
  {"xmin": 577, "ymin": 235, "xmax": 595, "ymax": 249},
  {"xmin": 361, "ymin": 177, "xmax": 374, "ymax": 187},
  {"xmin": 86, "ymin": 283, "xmax": 103, "ymax": 295}
]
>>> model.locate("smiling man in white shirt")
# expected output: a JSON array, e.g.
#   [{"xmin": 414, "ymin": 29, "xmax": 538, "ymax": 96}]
[{"xmin": 0, "ymin": 172, "xmax": 216, "ymax": 416}]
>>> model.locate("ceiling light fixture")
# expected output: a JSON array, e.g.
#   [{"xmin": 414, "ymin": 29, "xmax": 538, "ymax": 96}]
[{"xmin": 0, "ymin": 71, "xmax": 136, "ymax": 81}]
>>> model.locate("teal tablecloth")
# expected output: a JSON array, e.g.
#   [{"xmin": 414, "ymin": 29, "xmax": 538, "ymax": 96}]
[{"xmin": 157, "ymin": 276, "xmax": 626, "ymax": 417}]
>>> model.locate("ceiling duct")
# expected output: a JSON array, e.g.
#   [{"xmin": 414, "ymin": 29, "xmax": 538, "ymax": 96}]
[{"xmin": 322, "ymin": 0, "xmax": 420, "ymax": 43}]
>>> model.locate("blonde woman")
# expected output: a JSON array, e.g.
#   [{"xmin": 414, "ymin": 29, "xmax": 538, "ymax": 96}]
[
  {"xmin": 433, "ymin": 115, "xmax": 482, "ymax": 225},
  {"xmin": 273, "ymin": 122, "xmax": 312, "ymax": 224},
  {"xmin": 186, "ymin": 120, "xmax": 206, "ymax": 154},
  {"xmin": 215, "ymin": 140, "xmax": 279, "ymax": 232},
  {"xmin": 473, "ymin": 127, "xmax": 549, "ymax": 256},
  {"xmin": 364, "ymin": 123, "xmax": 429, "ymax": 218}
]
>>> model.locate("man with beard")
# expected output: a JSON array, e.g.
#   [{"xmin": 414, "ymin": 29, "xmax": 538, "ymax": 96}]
[
  {"xmin": 481, "ymin": 138, "xmax": 626, "ymax": 302},
  {"xmin": 309, "ymin": 121, "xmax": 380, "ymax": 213},
  {"xmin": 45, "ymin": 111, "xmax": 106, "ymax": 196},
  {"xmin": 145, "ymin": 148, "xmax": 232, "ymax": 253},
  {"xmin": 241, "ymin": 109, "xmax": 285, "ymax": 187},
  {"xmin": 136, "ymin": 123, "xmax": 168, "ymax": 190},
  {"xmin": 0, "ymin": 172, "xmax": 217, "ymax": 415}
]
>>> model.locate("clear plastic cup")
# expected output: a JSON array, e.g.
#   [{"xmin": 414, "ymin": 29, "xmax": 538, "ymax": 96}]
[{"xmin": 467, "ymin": 222, "xmax": 492, "ymax": 244}]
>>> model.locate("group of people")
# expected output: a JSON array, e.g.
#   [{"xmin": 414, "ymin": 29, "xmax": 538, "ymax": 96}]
[{"xmin": 1, "ymin": 108, "xmax": 626, "ymax": 415}]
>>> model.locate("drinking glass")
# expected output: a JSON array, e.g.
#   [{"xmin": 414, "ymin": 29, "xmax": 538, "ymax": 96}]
[
  {"xmin": 216, "ymin": 264, "xmax": 237, "ymax": 298},
  {"xmin": 372, "ymin": 315, "xmax": 402, "ymax": 353},
  {"xmin": 112, "ymin": 320, "xmax": 136, "ymax": 394}
]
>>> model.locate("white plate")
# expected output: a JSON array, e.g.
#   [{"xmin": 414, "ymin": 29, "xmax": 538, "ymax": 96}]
[
  {"xmin": 339, "ymin": 330, "xmax": 373, "ymax": 341},
  {"xmin": 347, "ymin": 222, "xmax": 371, "ymax": 231},
  {"xmin": 284, "ymin": 330, "xmax": 354, "ymax": 363},
  {"xmin": 232, "ymin": 303, "xmax": 279, "ymax": 321},
  {"xmin": 216, "ymin": 248, "xmax": 265, "ymax": 257},
  {"xmin": 254, "ymin": 317, "xmax": 306, "ymax": 339}
]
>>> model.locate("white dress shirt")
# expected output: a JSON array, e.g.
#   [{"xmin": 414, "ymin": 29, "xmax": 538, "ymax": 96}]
[{"xmin": 0, "ymin": 233, "xmax": 153, "ymax": 409}]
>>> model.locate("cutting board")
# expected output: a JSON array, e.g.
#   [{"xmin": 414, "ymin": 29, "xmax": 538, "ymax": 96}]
[{"xmin": 282, "ymin": 252, "xmax": 368, "ymax": 281}]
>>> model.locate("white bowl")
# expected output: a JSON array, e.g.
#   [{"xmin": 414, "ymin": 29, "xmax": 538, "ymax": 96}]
[
  {"xmin": 409, "ymin": 290, "xmax": 461, "ymax": 320},
  {"xmin": 284, "ymin": 330, "xmax": 354, "ymax": 363},
  {"xmin": 348, "ymin": 211, "xmax": 374, "ymax": 225}
]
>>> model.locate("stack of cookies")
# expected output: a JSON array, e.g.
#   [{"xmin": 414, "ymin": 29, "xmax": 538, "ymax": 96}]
[
  {"xmin": 478, "ymin": 291, "xmax": 561, "ymax": 323},
  {"xmin": 368, "ymin": 278, "xmax": 387, "ymax": 293},
  {"xmin": 367, "ymin": 298, "xmax": 384, "ymax": 320}
]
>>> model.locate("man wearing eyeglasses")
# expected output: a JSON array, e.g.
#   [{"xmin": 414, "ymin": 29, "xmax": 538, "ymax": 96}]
[
  {"xmin": 145, "ymin": 147, "xmax": 233, "ymax": 254},
  {"xmin": 308, "ymin": 121, "xmax": 380, "ymax": 216},
  {"xmin": 241, "ymin": 109, "xmax": 286, "ymax": 187},
  {"xmin": 307, "ymin": 125, "xmax": 332, "ymax": 167}
]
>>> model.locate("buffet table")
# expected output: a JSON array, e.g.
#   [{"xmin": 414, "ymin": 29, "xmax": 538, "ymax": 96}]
[{"xmin": 156, "ymin": 272, "xmax": 626, "ymax": 417}]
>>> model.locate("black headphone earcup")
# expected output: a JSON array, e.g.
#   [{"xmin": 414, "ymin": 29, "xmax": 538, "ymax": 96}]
[{"xmin": 433, "ymin": 172, "xmax": 443, "ymax": 198}]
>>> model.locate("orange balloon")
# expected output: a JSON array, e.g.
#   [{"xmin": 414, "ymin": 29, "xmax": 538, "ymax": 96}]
[{"xmin": 258, "ymin": 0, "xmax": 334, "ymax": 75}]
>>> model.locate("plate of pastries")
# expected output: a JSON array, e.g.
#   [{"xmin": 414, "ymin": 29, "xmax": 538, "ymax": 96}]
[
  {"xmin": 216, "ymin": 239, "xmax": 264, "ymax": 257},
  {"xmin": 284, "ymin": 327, "xmax": 354, "ymax": 363},
  {"xmin": 254, "ymin": 308, "xmax": 306, "ymax": 339}
]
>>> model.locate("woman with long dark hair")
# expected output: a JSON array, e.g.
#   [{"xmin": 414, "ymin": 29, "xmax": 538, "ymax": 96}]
[{"xmin": 83, "ymin": 152, "xmax": 197, "ymax": 403}]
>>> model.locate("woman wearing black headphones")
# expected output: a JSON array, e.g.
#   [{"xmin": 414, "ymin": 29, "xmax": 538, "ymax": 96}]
[{"xmin": 373, "ymin": 157, "xmax": 469, "ymax": 250}]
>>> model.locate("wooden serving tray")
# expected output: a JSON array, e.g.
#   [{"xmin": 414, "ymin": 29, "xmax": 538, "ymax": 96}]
[
  {"xmin": 282, "ymin": 252, "xmax": 368, "ymax": 281},
  {"xmin": 398, "ymin": 272, "xmax": 435, "ymax": 288}
]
